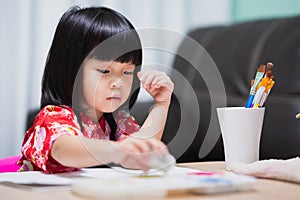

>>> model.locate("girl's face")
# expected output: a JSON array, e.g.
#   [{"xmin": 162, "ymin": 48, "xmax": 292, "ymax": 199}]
[{"xmin": 80, "ymin": 58, "xmax": 135, "ymax": 121}]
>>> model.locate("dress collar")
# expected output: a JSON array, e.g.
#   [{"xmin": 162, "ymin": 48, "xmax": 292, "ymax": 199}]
[{"xmin": 79, "ymin": 112, "xmax": 110, "ymax": 139}]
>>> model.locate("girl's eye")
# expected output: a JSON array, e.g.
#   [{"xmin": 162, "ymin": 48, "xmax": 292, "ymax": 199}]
[
  {"xmin": 97, "ymin": 69, "xmax": 110, "ymax": 74},
  {"xmin": 124, "ymin": 71, "xmax": 133, "ymax": 75}
]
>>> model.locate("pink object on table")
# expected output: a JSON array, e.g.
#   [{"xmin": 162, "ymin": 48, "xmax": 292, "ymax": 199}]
[
  {"xmin": 0, "ymin": 155, "xmax": 21, "ymax": 173},
  {"xmin": 188, "ymin": 171, "xmax": 220, "ymax": 176}
]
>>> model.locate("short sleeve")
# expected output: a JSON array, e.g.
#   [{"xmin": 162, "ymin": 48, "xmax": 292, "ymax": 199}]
[
  {"xmin": 115, "ymin": 110, "xmax": 140, "ymax": 140},
  {"xmin": 20, "ymin": 105, "xmax": 82, "ymax": 173}
]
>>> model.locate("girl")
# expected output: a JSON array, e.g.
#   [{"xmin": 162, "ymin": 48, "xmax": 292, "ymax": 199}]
[{"xmin": 17, "ymin": 6, "xmax": 174, "ymax": 173}]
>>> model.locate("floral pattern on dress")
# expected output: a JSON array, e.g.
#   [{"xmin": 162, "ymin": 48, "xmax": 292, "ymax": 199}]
[
  {"xmin": 80, "ymin": 113, "xmax": 111, "ymax": 139},
  {"xmin": 17, "ymin": 105, "xmax": 140, "ymax": 173},
  {"xmin": 115, "ymin": 110, "xmax": 140, "ymax": 139}
]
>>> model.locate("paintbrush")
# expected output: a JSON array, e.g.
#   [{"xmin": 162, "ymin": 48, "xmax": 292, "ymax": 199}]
[
  {"xmin": 245, "ymin": 64, "xmax": 266, "ymax": 108},
  {"xmin": 252, "ymin": 77, "xmax": 269, "ymax": 108},
  {"xmin": 259, "ymin": 76, "xmax": 275, "ymax": 107},
  {"xmin": 264, "ymin": 62, "xmax": 273, "ymax": 77}
]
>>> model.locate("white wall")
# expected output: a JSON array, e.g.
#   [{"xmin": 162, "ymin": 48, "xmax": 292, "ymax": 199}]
[{"xmin": 0, "ymin": 0, "xmax": 231, "ymax": 158}]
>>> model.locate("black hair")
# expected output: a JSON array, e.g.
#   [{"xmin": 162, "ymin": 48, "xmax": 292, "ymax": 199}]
[
  {"xmin": 40, "ymin": 6, "xmax": 142, "ymax": 140},
  {"xmin": 41, "ymin": 6, "xmax": 142, "ymax": 108}
]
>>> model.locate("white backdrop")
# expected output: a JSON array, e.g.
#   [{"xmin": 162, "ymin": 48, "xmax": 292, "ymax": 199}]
[{"xmin": 0, "ymin": 0, "xmax": 231, "ymax": 158}]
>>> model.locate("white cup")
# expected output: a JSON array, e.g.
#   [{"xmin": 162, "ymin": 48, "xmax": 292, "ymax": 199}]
[{"xmin": 216, "ymin": 107, "xmax": 265, "ymax": 170}]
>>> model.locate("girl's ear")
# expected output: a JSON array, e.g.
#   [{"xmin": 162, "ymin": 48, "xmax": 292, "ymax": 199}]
[
  {"xmin": 296, "ymin": 113, "xmax": 300, "ymax": 119},
  {"xmin": 137, "ymin": 71, "xmax": 143, "ymax": 80}
]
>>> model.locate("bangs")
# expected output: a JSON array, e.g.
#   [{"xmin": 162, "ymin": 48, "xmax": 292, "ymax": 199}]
[
  {"xmin": 87, "ymin": 30, "xmax": 142, "ymax": 66},
  {"xmin": 83, "ymin": 8, "xmax": 142, "ymax": 66}
]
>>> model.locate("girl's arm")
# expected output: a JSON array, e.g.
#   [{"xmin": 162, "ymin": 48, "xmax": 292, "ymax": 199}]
[
  {"xmin": 134, "ymin": 70, "xmax": 174, "ymax": 140},
  {"xmin": 51, "ymin": 134, "xmax": 168, "ymax": 170},
  {"xmin": 51, "ymin": 135, "xmax": 115, "ymax": 168}
]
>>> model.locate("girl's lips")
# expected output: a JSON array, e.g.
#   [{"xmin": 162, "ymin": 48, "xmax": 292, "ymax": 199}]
[{"xmin": 106, "ymin": 97, "xmax": 121, "ymax": 101}]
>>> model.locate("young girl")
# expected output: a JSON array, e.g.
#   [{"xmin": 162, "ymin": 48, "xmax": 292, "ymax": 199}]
[{"xmin": 17, "ymin": 6, "xmax": 174, "ymax": 173}]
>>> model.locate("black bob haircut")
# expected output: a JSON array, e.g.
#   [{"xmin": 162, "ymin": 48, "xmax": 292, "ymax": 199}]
[{"xmin": 41, "ymin": 6, "xmax": 142, "ymax": 110}]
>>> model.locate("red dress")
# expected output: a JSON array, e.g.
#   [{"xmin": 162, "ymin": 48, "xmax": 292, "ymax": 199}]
[{"xmin": 17, "ymin": 105, "xmax": 140, "ymax": 173}]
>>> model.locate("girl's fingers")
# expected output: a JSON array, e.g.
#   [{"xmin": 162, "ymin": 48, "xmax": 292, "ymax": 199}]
[
  {"xmin": 122, "ymin": 137, "xmax": 168, "ymax": 155},
  {"xmin": 151, "ymin": 75, "xmax": 167, "ymax": 87},
  {"xmin": 144, "ymin": 139, "xmax": 169, "ymax": 156},
  {"xmin": 155, "ymin": 78, "xmax": 172, "ymax": 88},
  {"xmin": 119, "ymin": 137, "xmax": 157, "ymax": 154},
  {"xmin": 142, "ymin": 73, "xmax": 157, "ymax": 87},
  {"xmin": 116, "ymin": 140, "xmax": 149, "ymax": 171},
  {"xmin": 116, "ymin": 138, "xmax": 169, "ymax": 171},
  {"xmin": 138, "ymin": 70, "xmax": 168, "ymax": 88},
  {"xmin": 120, "ymin": 154, "xmax": 149, "ymax": 171},
  {"xmin": 134, "ymin": 140, "xmax": 152, "ymax": 154}
]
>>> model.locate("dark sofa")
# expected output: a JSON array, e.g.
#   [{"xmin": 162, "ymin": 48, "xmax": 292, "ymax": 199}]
[{"xmin": 131, "ymin": 15, "xmax": 300, "ymax": 163}]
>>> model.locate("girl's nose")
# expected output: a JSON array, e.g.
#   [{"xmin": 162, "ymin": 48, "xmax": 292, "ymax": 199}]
[{"xmin": 110, "ymin": 78, "xmax": 123, "ymax": 88}]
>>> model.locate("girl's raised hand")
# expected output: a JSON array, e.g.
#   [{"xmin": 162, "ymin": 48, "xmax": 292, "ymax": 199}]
[{"xmin": 137, "ymin": 70, "xmax": 174, "ymax": 104}]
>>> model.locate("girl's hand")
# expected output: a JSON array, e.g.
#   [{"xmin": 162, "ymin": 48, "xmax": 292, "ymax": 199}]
[
  {"xmin": 111, "ymin": 137, "xmax": 169, "ymax": 172},
  {"xmin": 137, "ymin": 70, "xmax": 174, "ymax": 104}
]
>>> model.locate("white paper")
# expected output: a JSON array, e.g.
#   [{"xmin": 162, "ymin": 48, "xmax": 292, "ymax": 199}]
[
  {"xmin": 0, "ymin": 167, "xmax": 198, "ymax": 186},
  {"xmin": 0, "ymin": 171, "xmax": 72, "ymax": 185}
]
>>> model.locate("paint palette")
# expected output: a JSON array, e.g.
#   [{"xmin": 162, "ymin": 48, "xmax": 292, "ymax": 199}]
[{"xmin": 71, "ymin": 167, "xmax": 256, "ymax": 198}]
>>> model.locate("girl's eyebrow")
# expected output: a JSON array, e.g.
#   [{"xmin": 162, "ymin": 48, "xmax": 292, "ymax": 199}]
[
  {"xmin": 90, "ymin": 59, "xmax": 135, "ymax": 70},
  {"xmin": 94, "ymin": 62, "xmax": 111, "ymax": 69},
  {"xmin": 123, "ymin": 65, "xmax": 135, "ymax": 70},
  {"xmin": 122, "ymin": 63, "xmax": 135, "ymax": 68}
]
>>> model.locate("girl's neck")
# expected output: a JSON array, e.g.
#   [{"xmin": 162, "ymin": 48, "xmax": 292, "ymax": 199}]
[
  {"xmin": 76, "ymin": 101, "xmax": 103, "ymax": 122},
  {"xmin": 83, "ymin": 109, "xmax": 103, "ymax": 123}
]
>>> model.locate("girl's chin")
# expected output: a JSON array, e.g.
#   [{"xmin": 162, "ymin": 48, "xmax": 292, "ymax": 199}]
[{"xmin": 99, "ymin": 103, "xmax": 123, "ymax": 113}]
